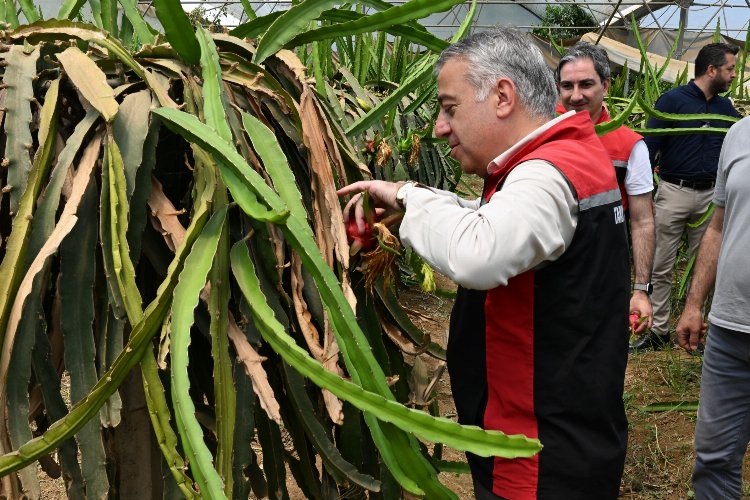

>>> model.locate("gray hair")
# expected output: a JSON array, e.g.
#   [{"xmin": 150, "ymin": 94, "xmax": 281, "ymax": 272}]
[
  {"xmin": 436, "ymin": 27, "xmax": 557, "ymax": 120},
  {"xmin": 555, "ymin": 41, "xmax": 611, "ymax": 83}
]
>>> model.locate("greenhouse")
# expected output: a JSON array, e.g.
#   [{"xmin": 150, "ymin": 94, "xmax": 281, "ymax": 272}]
[{"xmin": 0, "ymin": 0, "xmax": 748, "ymax": 498}]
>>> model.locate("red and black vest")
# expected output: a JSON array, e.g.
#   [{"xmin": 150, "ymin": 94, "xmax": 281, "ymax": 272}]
[
  {"xmin": 555, "ymin": 103, "xmax": 643, "ymax": 210},
  {"xmin": 448, "ymin": 112, "xmax": 630, "ymax": 499},
  {"xmin": 595, "ymin": 107, "xmax": 643, "ymax": 211}
]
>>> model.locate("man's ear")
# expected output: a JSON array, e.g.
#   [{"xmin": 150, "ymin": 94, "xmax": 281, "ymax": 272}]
[
  {"xmin": 494, "ymin": 77, "xmax": 516, "ymax": 119},
  {"xmin": 603, "ymin": 78, "xmax": 611, "ymax": 94}
]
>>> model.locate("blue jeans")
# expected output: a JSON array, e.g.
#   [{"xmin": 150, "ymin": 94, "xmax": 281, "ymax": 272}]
[{"xmin": 693, "ymin": 323, "xmax": 750, "ymax": 499}]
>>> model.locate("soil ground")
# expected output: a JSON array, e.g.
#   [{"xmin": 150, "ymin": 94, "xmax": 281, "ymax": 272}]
[{"xmin": 38, "ymin": 275, "xmax": 749, "ymax": 499}]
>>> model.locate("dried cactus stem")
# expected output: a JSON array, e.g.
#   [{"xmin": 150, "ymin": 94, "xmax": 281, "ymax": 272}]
[{"xmin": 361, "ymin": 223, "xmax": 401, "ymax": 292}]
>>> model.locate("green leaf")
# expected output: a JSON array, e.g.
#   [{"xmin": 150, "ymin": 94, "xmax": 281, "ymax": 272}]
[
  {"xmin": 153, "ymin": 0, "xmax": 201, "ymax": 65},
  {"xmin": 112, "ymin": 90, "xmax": 152, "ymax": 198},
  {"xmin": 170, "ymin": 206, "xmax": 229, "ymax": 499},
  {"xmin": 104, "ymin": 128, "xmax": 143, "ymax": 324},
  {"xmin": 595, "ymin": 95, "xmax": 638, "ymax": 136},
  {"xmin": 230, "ymin": 11, "xmax": 282, "ymax": 39},
  {"xmin": 231, "ymin": 364, "xmax": 257, "ymax": 499},
  {"xmin": 284, "ymin": 0, "xmax": 464, "ymax": 51},
  {"xmin": 10, "ymin": 20, "xmax": 178, "ymax": 109},
  {"xmin": 450, "ymin": 0, "xmax": 476, "ymax": 42},
  {"xmin": 254, "ymin": 404, "xmax": 289, "ymax": 498},
  {"xmin": 433, "ymin": 459, "xmax": 471, "ymax": 474},
  {"xmin": 637, "ymin": 94, "xmax": 739, "ymax": 125},
  {"xmin": 374, "ymin": 285, "xmax": 446, "ymax": 360},
  {"xmin": 241, "ymin": 112, "xmax": 312, "ymax": 236},
  {"xmin": 197, "ymin": 26, "xmax": 233, "ymax": 142},
  {"xmin": 253, "ymin": 0, "xmax": 344, "ymax": 65},
  {"xmin": 208, "ymin": 182, "xmax": 235, "ymax": 498},
  {"xmin": 282, "ymin": 362, "xmax": 382, "ymax": 492},
  {"xmin": 642, "ymin": 401, "xmax": 699, "ymax": 413},
  {"xmin": 4, "ymin": 0, "xmax": 19, "ymax": 27},
  {"xmin": 140, "ymin": 351, "xmax": 199, "ymax": 498},
  {"xmin": 239, "ymin": 0, "xmax": 257, "ymax": 20},
  {"xmin": 319, "ymin": 9, "xmax": 448, "ymax": 52},
  {"xmin": 31, "ymin": 323, "xmax": 86, "ymax": 499},
  {"xmin": 101, "ymin": 0, "xmax": 116, "ymax": 32},
  {"xmin": 116, "ymin": 92, "xmax": 156, "ymax": 262},
  {"xmin": 231, "ymin": 242, "xmax": 542, "ymax": 458},
  {"xmin": 634, "ymin": 127, "xmax": 732, "ymax": 136},
  {"xmin": 154, "ymin": 109, "xmax": 290, "ymax": 222},
  {"xmin": 0, "ymin": 175, "xmax": 216, "ymax": 476},
  {"xmin": 17, "ymin": 0, "xmax": 39, "ymax": 23},
  {"xmin": 153, "ymin": 108, "xmax": 456, "ymax": 496},
  {"xmin": 61, "ymin": 179, "xmax": 109, "ymax": 500},
  {"xmin": 0, "ymin": 75, "xmax": 56, "ymax": 353},
  {"xmin": 117, "ymin": 0, "xmax": 158, "ymax": 45},
  {"xmin": 346, "ymin": 55, "xmax": 435, "ymax": 136},
  {"xmin": 3, "ymin": 43, "xmax": 40, "ymax": 215}
]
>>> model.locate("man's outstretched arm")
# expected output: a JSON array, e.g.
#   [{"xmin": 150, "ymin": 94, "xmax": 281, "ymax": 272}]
[{"xmin": 676, "ymin": 207, "xmax": 725, "ymax": 352}]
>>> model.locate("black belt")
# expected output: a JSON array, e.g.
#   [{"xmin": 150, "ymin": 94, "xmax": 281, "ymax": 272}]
[{"xmin": 661, "ymin": 175, "xmax": 715, "ymax": 190}]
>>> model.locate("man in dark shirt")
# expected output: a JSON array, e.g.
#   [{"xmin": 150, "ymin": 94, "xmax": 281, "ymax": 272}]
[{"xmin": 633, "ymin": 43, "xmax": 741, "ymax": 351}]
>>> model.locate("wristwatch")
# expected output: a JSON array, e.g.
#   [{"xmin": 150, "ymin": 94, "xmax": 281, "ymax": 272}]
[
  {"xmin": 395, "ymin": 181, "xmax": 418, "ymax": 209},
  {"xmin": 633, "ymin": 282, "xmax": 653, "ymax": 295}
]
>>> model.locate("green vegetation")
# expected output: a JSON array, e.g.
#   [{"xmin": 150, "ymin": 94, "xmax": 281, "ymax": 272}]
[
  {"xmin": 532, "ymin": 4, "xmax": 597, "ymax": 41},
  {"xmin": 0, "ymin": 2, "xmax": 747, "ymax": 498}
]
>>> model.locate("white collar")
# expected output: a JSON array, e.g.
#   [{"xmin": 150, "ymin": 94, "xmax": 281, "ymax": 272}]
[{"xmin": 486, "ymin": 111, "xmax": 576, "ymax": 175}]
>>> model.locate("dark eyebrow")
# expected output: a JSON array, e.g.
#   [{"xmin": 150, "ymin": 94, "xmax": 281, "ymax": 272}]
[
  {"xmin": 560, "ymin": 78, "xmax": 597, "ymax": 85},
  {"xmin": 437, "ymin": 95, "xmax": 455, "ymax": 105}
]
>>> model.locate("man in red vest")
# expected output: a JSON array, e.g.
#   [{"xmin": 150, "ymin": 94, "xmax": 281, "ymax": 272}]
[
  {"xmin": 556, "ymin": 42, "xmax": 656, "ymax": 350},
  {"xmin": 339, "ymin": 28, "xmax": 629, "ymax": 499}
]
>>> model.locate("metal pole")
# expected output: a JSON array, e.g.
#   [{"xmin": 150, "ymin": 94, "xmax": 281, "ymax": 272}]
[
  {"xmin": 596, "ymin": 0, "xmax": 625, "ymax": 44},
  {"xmin": 676, "ymin": 4, "xmax": 689, "ymax": 59}
]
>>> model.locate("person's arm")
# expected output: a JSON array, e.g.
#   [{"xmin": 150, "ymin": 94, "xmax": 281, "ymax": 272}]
[
  {"xmin": 337, "ymin": 181, "xmax": 478, "ymax": 233},
  {"xmin": 398, "ymin": 161, "xmax": 577, "ymax": 290},
  {"xmin": 624, "ymin": 140, "xmax": 655, "ymax": 333},
  {"xmin": 628, "ymin": 193, "xmax": 655, "ymax": 332},
  {"xmin": 675, "ymin": 207, "xmax": 725, "ymax": 352}
]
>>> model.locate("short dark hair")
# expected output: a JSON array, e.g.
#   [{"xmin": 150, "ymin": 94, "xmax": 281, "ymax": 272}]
[
  {"xmin": 695, "ymin": 43, "xmax": 739, "ymax": 78},
  {"xmin": 555, "ymin": 41, "xmax": 611, "ymax": 83}
]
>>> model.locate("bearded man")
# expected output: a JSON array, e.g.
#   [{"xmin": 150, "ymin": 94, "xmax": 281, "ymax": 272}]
[{"xmin": 640, "ymin": 43, "xmax": 741, "ymax": 351}]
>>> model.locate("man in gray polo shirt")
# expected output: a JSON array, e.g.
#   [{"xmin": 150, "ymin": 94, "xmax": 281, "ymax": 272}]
[{"xmin": 676, "ymin": 116, "xmax": 749, "ymax": 498}]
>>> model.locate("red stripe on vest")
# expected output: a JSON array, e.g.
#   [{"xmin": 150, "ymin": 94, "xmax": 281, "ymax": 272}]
[{"xmin": 484, "ymin": 271, "xmax": 538, "ymax": 499}]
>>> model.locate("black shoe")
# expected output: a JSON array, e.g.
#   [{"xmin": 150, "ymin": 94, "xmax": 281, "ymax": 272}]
[{"xmin": 628, "ymin": 331, "xmax": 671, "ymax": 354}]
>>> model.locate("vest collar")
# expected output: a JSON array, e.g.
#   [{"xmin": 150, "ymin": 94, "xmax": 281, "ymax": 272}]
[
  {"xmin": 487, "ymin": 110, "xmax": 593, "ymax": 178},
  {"xmin": 595, "ymin": 105, "xmax": 611, "ymax": 125},
  {"xmin": 487, "ymin": 111, "xmax": 576, "ymax": 175}
]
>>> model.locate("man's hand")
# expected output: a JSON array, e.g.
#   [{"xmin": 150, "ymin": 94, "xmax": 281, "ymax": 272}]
[
  {"xmin": 337, "ymin": 180, "xmax": 404, "ymax": 234},
  {"xmin": 676, "ymin": 304, "xmax": 707, "ymax": 352},
  {"xmin": 629, "ymin": 291, "xmax": 653, "ymax": 335}
]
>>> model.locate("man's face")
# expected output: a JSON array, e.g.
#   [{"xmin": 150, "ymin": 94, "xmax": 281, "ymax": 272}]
[
  {"xmin": 709, "ymin": 53, "xmax": 737, "ymax": 94},
  {"xmin": 557, "ymin": 58, "xmax": 609, "ymax": 122},
  {"xmin": 434, "ymin": 59, "xmax": 502, "ymax": 178}
]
